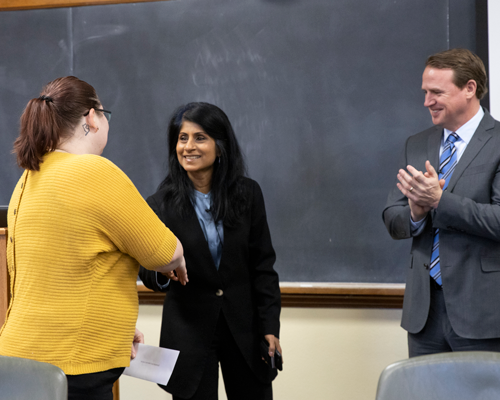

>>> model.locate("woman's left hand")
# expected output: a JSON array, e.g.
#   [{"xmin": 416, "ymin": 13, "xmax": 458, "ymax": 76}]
[
  {"xmin": 131, "ymin": 327, "xmax": 145, "ymax": 359},
  {"xmin": 264, "ymin": 334, "xmax": 283, "ymax": 363}
]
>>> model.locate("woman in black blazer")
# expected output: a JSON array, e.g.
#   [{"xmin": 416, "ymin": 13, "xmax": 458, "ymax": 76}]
[{"xmin": 139, "ymin": 102, "xmax": 282, "ymax": 400}]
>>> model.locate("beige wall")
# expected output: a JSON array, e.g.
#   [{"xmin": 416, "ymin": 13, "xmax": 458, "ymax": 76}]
[{"xmin": 120, "ymin": 305, "xmax": 408, "ymax": 400}]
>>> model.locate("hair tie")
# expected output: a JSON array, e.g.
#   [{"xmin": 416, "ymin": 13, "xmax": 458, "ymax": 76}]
[{"xmin": 39, "ymin": 95, "xmax": 53, "ymax": 103}]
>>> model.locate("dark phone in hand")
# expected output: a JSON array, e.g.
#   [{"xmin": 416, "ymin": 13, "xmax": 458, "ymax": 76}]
[{"xmin": 260, "ymin": 339, "xmax": 283, "ymax": 371}]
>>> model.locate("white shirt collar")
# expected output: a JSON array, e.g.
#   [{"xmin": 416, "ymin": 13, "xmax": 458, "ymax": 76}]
[{"xmin": 443, "ymin": 107, "xmax": 484, "ymax": 145}]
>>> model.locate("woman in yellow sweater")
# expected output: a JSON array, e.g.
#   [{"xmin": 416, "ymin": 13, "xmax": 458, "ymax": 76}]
[{"xmin": 0, "ymin": 76, "xmax": 187, "ymax": 400}]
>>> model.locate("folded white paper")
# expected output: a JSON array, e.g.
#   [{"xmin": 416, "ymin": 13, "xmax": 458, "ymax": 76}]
[{"xmin": 123, "ymin": 343, "xmax": 180, "ymax": 385}]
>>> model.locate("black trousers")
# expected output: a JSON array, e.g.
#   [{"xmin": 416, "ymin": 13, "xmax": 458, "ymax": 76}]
[
  {"xmin": 174, "ymin": 314, "xmax": 273, "ymax": 400},
  {"xmin": 408, "ymin": 278, "xmax": 500, "ymax": 357},
  {"xmin": 66, "ymin": 367, "xmax": 124, "ymax": 400}
]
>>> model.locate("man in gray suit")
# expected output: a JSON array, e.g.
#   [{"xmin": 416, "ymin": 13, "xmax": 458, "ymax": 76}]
[{"xmin": 383, "ymin": 48, "xmax": 500, "ymax": 357}]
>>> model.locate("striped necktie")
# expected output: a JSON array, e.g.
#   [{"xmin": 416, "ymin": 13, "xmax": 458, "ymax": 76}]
[{"xmin": 429, "ymin": 132, "xmax": 459, "ymax": 286}]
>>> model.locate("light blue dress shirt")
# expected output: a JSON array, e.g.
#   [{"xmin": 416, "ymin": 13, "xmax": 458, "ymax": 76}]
[
  {"xmin": 192, "ymin": 190, "xmax": 224, "ymax": 269},
  {"xmin": 410, "ymin": 107, "xmax": 485, "ymax": 235},
  {"xmin": 154, "ymin": 190, "xmax": 225, "ymax": 290}
]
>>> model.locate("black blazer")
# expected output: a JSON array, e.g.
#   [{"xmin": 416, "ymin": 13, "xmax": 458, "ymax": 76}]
[
  {"xmin": 140, "ymin": 177, "xmax": 281, "ymax": 398},
  {"xmin": 383, "ymin": 110, "xmax": 500, "ymax": 339}
]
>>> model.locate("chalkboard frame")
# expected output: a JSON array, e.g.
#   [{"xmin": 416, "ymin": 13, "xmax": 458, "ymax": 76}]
[{"xmin": 0, "ymin": 0, "xmax": 166, "ymax": 12}]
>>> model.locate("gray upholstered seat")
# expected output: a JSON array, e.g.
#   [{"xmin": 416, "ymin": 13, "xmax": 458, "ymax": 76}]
[
  {"xmin": 376, "ymin": 351, "xmax": 500, "ymax": 400},
  {"xmin": 0, "ymin": 355, "xmax": 67, "ymax": 400}
]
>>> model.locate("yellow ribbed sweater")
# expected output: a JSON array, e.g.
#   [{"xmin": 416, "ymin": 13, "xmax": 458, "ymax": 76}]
[{"xmin": 0, "ymin": 151, "xmax": 177, "ymax": 375}]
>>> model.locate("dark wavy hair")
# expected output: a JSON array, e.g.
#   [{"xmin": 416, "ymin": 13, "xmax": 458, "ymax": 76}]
[{"xmin": 159, "ymin": 102, "xmax": 249, "ymax": 226}]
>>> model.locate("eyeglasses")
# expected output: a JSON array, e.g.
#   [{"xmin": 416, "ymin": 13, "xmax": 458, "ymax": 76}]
[{"xmin": 83, "ymin": 108, "xmax": 112, "ymax": 122}]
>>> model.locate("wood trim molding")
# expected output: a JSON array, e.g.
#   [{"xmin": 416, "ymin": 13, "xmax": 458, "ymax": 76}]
[
  {"xmin": 138, "ymin": 282, "xmax": 405, "ymax": 309},
  {"xmin": 0, "ymin": 0, "xmax": 169, "ymax": 11}
]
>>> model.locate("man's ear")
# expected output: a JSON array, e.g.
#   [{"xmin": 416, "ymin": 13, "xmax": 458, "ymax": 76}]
[{"xmin": 465, "ymin": 79, "xmax": 477, "ymax": 100}]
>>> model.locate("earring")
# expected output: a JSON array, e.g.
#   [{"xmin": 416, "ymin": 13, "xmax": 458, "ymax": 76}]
[{"xmin": 218, "ymin": 157, "xmax": 221, "ymax": 164}]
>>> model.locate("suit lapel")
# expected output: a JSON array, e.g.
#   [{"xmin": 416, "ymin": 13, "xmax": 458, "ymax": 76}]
[
  {"xmin": 427, "ymin": 126, "xmax": 442, "ymax": 168},
  {"xmin": 447, "ymin": 111, "xmax": 495, "ymax": 192},
  {"xmin": 175, "ymin": 206, "xmax": 220, "ymax": 274},
  {"xmin": 218, "ymin": 224, "xmax": 228, "ymax": 272}
]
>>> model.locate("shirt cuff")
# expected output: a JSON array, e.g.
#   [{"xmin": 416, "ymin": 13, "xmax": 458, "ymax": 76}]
[
  {"xmin": 155, "ymin": 272, "xmax": 170, "ymax": 290},
  {"xmin": 410, "ymin": 215, "xmax": 427, "ymax": 236}
]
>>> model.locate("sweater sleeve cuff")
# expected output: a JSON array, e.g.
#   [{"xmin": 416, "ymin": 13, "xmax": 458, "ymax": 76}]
[{"xmin": 141, "ymin": 230, "xmax": 177, "ymax": 270}]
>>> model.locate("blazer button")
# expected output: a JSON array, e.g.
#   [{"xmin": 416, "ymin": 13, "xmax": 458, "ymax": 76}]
[
  {"xmin": 215, "ymin": 289, "xmax": 223, "ymax": 297},
  {"xmin": 424, "ymin": 263, "xmax": 429, "ymax": 270}
]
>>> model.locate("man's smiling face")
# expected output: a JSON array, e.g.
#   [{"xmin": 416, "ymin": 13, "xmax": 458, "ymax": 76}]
[{"xmin": 422, "ymin": 67, "xmax": 472, "ymax": 132}]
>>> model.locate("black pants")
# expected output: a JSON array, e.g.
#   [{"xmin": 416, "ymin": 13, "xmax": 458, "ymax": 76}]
[
  {"xmin": 408, "ymin": 278, "xmax": 500, "ymax": 357},
  {"xmin": 174, "ymin": 314, "xmax": 273, "ymax": 400},
  {"xmin": 66, "ymin": 367, "xmax": 124, "ymax": 400}
]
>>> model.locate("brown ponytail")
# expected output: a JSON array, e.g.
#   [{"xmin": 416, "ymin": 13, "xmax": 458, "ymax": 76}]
[{"xmin": 13, "ymin": 76, "xmax": 101, "ymax": 171}]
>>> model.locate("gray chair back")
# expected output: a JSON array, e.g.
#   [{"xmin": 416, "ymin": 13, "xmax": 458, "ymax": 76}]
[
  {"xmin": 376, "ymin": 351, "xmax": 500, "ymax": 400},
  {"xmin": 0, "ymin": 355, "xmax": 67, "ymax": 400}
]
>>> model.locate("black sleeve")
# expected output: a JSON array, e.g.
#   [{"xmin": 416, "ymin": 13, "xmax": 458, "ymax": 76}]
[{"xmin": 249, "ymin": 181, "xmax": 281, "ymax": 337}]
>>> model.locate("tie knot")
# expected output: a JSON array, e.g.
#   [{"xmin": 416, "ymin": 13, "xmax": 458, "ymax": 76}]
[{"xmin": 447, "ymin": 132, "xmax": 459, "ymax": 144}]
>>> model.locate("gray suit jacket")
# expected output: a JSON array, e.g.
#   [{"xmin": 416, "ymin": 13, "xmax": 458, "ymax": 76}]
[{"xmin": 383, "ymin": 109, "xmax": 500, "ymax": 339}]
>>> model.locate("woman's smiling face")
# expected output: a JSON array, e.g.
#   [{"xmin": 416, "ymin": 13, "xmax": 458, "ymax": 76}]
[{"xmin": 176, "ymin": 120, "xmax": 218, "ymax": 178}]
